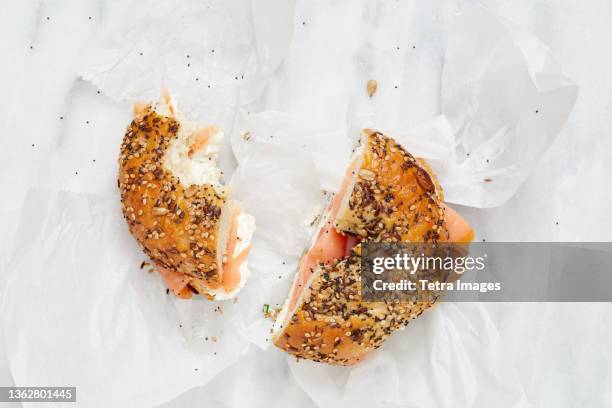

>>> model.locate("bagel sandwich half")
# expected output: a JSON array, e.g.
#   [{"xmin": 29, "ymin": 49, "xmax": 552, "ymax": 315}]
[
  {"xmin": 119, "ymin": 92, "xmax": 255, "ymax": 300},
  {"xmin": 272, "ymin": 129, "xmax": 474, "ymax": 364}
]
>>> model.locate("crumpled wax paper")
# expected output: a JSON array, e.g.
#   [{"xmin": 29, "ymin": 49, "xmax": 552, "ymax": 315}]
[
  {"xmin": 355, "ymin": 5, "xmax": 578, "ymax": 208},
  {"xmin": 434, "ymin": 6, "xmax": 578, "ymax": 207},
  {"xmin": 0, "ymin": 2, "xmax": 578, "ymax": 408},
  {"xmin": 287, "ymin": 303, "xmax": 529, "ymax": 408},
  {"xmin": 81, "ymin": 0, "xmax": 296, "ymax": 180},
  {"xmin": 2, "ymin": 190, "xmax": 249, "ymax": 406},
  {"xmin": 82, "ymin": 0, "xmax": 295, "ymax": 114}
]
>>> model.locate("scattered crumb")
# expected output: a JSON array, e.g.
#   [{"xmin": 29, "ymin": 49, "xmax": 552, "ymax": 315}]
[
  {"xmin": 263, "ymin": 304, "xmax": 280, "ymax": 320},
  {"xmin": 309, "ymin": 213, "xmax": 321, "ymax": 227},
  {"xmin": 367, "ymin": 79, "xmax": 377, "ymax": 97}
]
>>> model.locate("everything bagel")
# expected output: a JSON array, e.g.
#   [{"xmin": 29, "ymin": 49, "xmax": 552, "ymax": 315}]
[{"xmin": 119, "ymin": 93, "xmax": 255, "ymax": 300}]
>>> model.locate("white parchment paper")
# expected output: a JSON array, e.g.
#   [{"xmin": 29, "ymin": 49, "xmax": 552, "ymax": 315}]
[{"xmin": 0, "ymin": 2, "xmax": 579, "ymax": 408}]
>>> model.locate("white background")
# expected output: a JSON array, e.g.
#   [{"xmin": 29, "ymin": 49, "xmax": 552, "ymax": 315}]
[{"xmin": 1, "ymin": 0, "xmax": 611, "ymax": 407}]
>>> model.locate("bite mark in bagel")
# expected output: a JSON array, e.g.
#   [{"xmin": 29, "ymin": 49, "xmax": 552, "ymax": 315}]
[
  {"xmin": 119, "ymin": 93, "xmax": 255, "ymax": 300},
  {"xmin": 272, "ymin": 129, "xmax": 474, "ymax": 364}
]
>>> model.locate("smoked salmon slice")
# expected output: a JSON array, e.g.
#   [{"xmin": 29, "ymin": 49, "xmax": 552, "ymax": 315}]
[{"xmin": 441, "ymin": 203, "xmax": 474, "ymax": 243}]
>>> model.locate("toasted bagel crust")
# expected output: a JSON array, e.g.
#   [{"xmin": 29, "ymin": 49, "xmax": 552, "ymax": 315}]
[
  {"xmin": 119, "ymin": 106, "xmax": 228, "ymax": 291},
  {"xmin": 335, "ymin": 129, "xmax": 449, "ymax": 243}
]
